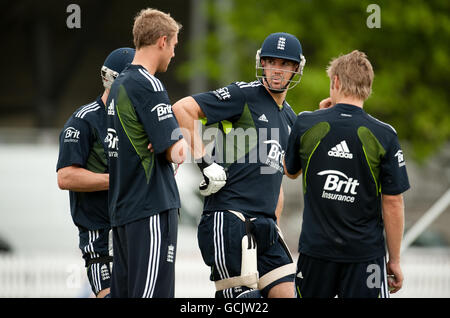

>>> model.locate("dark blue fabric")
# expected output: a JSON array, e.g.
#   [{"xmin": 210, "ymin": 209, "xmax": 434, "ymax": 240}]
[
  {"xmin": 193, "ymin": 82, "xmax": 297, "ymax": 219},
  {"xmin": 111, "ymin": 210, "xmax": 178, "ymax": 298},
  {"xmin": 295, "ymin": 254, "xmax": 389, "ymax": 298},
  {"xmin": 285, "ymin": 103, "xmax": 410, "ymax": 262},
  {"xmin": 106, "ymin": 64, "xmax": 181, "ymax": 227},
  {"xmin": 56, "ymin": 97, "xmax": 110, "ymax": 230}
]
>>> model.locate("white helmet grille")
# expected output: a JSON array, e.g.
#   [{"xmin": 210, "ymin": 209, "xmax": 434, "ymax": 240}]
[{"xmin": 101, "ymin": 66, "xmax": 119, "ymax": 89}]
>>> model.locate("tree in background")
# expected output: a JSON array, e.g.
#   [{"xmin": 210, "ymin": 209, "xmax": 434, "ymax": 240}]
[{"xmin": 178, "ymin": 0, "xmax": 449, "ymax": 161}]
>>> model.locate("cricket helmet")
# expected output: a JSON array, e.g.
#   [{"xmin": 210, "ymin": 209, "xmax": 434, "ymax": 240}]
[
  {"xmin": 101, "ymin": 47, "xmax": 135, "ymax": 89},
  {"xmin": 256, "ymin": 32, "xmax": 306, "ymax": 92}
]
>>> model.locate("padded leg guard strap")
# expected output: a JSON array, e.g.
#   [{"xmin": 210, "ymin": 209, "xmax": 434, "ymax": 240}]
[
  {"xmin": 258, "ymin": 263, "xmax": 296, "ymax": 290},
  {"xmin": 214, "ymin": 272, "xmax": 259, "ymax": 291}
]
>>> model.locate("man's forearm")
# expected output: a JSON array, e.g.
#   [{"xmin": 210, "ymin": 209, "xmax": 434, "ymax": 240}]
[
  {"xmin": 57, "ymin": 166, "xmax": 109, "ymax": 192},
  {"xmin": 166, "ymin": 138, "xmax": 187, "ymax": 164},
  {"xmin": 382, "ymin": 194, "xmax": 405, "ymax": 263},
  {"xmin": 172, "ymin": 97, "xmax": 205, "ymax": 160}
]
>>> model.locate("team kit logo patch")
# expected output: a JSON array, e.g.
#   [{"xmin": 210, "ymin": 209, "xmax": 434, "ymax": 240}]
[
  {"xmin": 318, "ymin": 170, "xmax": 360, "ymax": 203},
  {"xmin": 328, "ymin": 140, "xmax": 353, "ymax": 159},
  {"xmin": 264, "ymin": 140, "xmax": 285, "ymax": 173},
  {"xmin": 100, "ymin": 264, "xmax": 110, "ymax": 281},
  {"xmin": 277, "ymin": 37, "xmax": 286, "ymax": 50},
  {"xmin": 63, "ymin": 127, "xmax": 80, "ymax": 143},
  {"xmin": 213, "ymin": 87, "xmax": 231, "ymax": 101},
  {"xmin": 258, "ymin": 114, "xmax": 268, "ymax": 122},
  {"xmin": 151, "ymin": 103, "xmax": 173, "ymax": 121},
  {"xmin": 395, "ymin": 150, "xmax": 405, "ymax": 167},
  {"xmin": 108, "ymin": 99, "xmax": 115, "ymax": 116},
  {"xmin": 105, "ymin": 128, "xmax": 119, "ymax": 158}
]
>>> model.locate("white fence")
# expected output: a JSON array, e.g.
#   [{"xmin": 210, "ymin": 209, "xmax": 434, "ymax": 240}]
[
  {"xmin": 0, "ymin": 245, "xmax": 449, "ymax": 298},
  {"xmin": 0, "ymin": 254, "xmax": 88, "ymax": 298},
  {"xmin": 393, "ymin": 247, "xmax": 450, "ymax": 298},
  {"xmin": 0, "ymin": 226, "xmax": 214, "ymax": 298}
]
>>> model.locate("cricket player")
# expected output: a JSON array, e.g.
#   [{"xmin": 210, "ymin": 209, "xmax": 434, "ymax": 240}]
[
  {"xmin": 284, "ymin": 50, "xmax": 410, "ymax": 298},
  {"xmin": 106, "ymin": 8, "xmax": 186, "ymax": 298},
  {"xmin": 172, "ymin": 32, "xmax": 306, "ymax": 298},
  {"xmin": 57, "ymin": 47, "xmax": 135, "ymax": 298}
]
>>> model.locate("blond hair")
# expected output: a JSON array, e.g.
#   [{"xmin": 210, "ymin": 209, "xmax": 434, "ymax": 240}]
[
  {"xmin": 133, "ymin": 8, "xmax": 182, "ymax": 49},
  {"xmin": 326, "ymin": 50, "xmax": 374, "ymax": 101}
]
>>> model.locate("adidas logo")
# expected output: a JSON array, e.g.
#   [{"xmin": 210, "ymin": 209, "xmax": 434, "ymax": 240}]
[
  {"xmin": 258, "ymin": 114, "xmax": 268, "ymax": 122},
  {"xmin": 107, "ymin": 99, "xmax": 115, "ymax": 116},
  {"xmin": 328, "ymin": 140, "xmax": 353, "ymax": 159}
]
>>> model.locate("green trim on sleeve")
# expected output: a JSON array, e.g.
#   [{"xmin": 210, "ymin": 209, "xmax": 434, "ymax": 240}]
[
  {"xmin": 357, "ymin": 126, "xmax": 386, "ymax": 195},
  {"xmin": 86, "ymin": 128, "xmax": 108, "ymax": 173},
  {"xmin": 116, "ymin": 85, "xmax": 155, "ymax": 183},
  {"xmin": 300, "ymin": 122, "xmax": 331, "ymax": 194}
]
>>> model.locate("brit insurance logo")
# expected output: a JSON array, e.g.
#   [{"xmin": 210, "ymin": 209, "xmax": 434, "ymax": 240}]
[
  {"xmin": 264, "ymin": 140, "xmax": 285, "ymax": 173},
  {"xmin": 213, "ymin": 87, "xmax": 231, "ymax": 101},
  {"xmin": 105, "ymin": 128, "xmax": 119, "ymax": 158},
  {"xmin": 63, "ymin": 127, "xmax": 80, "ymax": 143},
  {"xmin": 328, "ymin": 140, "xmax": 353, "ymax": 159},
  {"xmin": 151, "ymin": 103, "xmax": 173, "ymax": 121},
  {"xmin": 394, "ymin": 150, "xmax": 405, "ymax": 167},
  {"xmin": 318, "ymin": 170, "xmax": 360, "ymax": 203}
]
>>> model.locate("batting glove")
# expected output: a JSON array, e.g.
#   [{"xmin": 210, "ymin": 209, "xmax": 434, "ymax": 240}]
[{"xmin": 197, "ymin": 156, "xmax": 227, "ymax": 196}]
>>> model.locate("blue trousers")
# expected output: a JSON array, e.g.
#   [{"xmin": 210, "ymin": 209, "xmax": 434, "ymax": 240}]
[{"xmin": 110, "ymin": 209, "xmax": 178, "ymax": 298}]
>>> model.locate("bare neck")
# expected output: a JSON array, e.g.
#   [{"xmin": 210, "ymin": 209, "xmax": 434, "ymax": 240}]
[
  {"xmin": 264, "ymin": 85, "xmax": 287, "ymax": 107},
  {"xmin": 101, "ymin": 89, "xmax": 109, "ymax": 106},
  {"xmin": 132, "ymin": 48, "xmax": 159, "ymax": 75},
  {"xmin": 335, "ymin": 96, "xmax": 364, "ymax": 108}
]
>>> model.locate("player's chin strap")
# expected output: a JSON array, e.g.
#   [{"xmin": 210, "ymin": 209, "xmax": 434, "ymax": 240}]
[{"xmin": 213, "ymin": 210, "xmax": 296, "ymax": 294}]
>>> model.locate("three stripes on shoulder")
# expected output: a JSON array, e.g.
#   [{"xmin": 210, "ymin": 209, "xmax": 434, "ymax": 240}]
[{"xmin": 76, "ymin": 102, "xmax": 100, "ymax": 119}]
